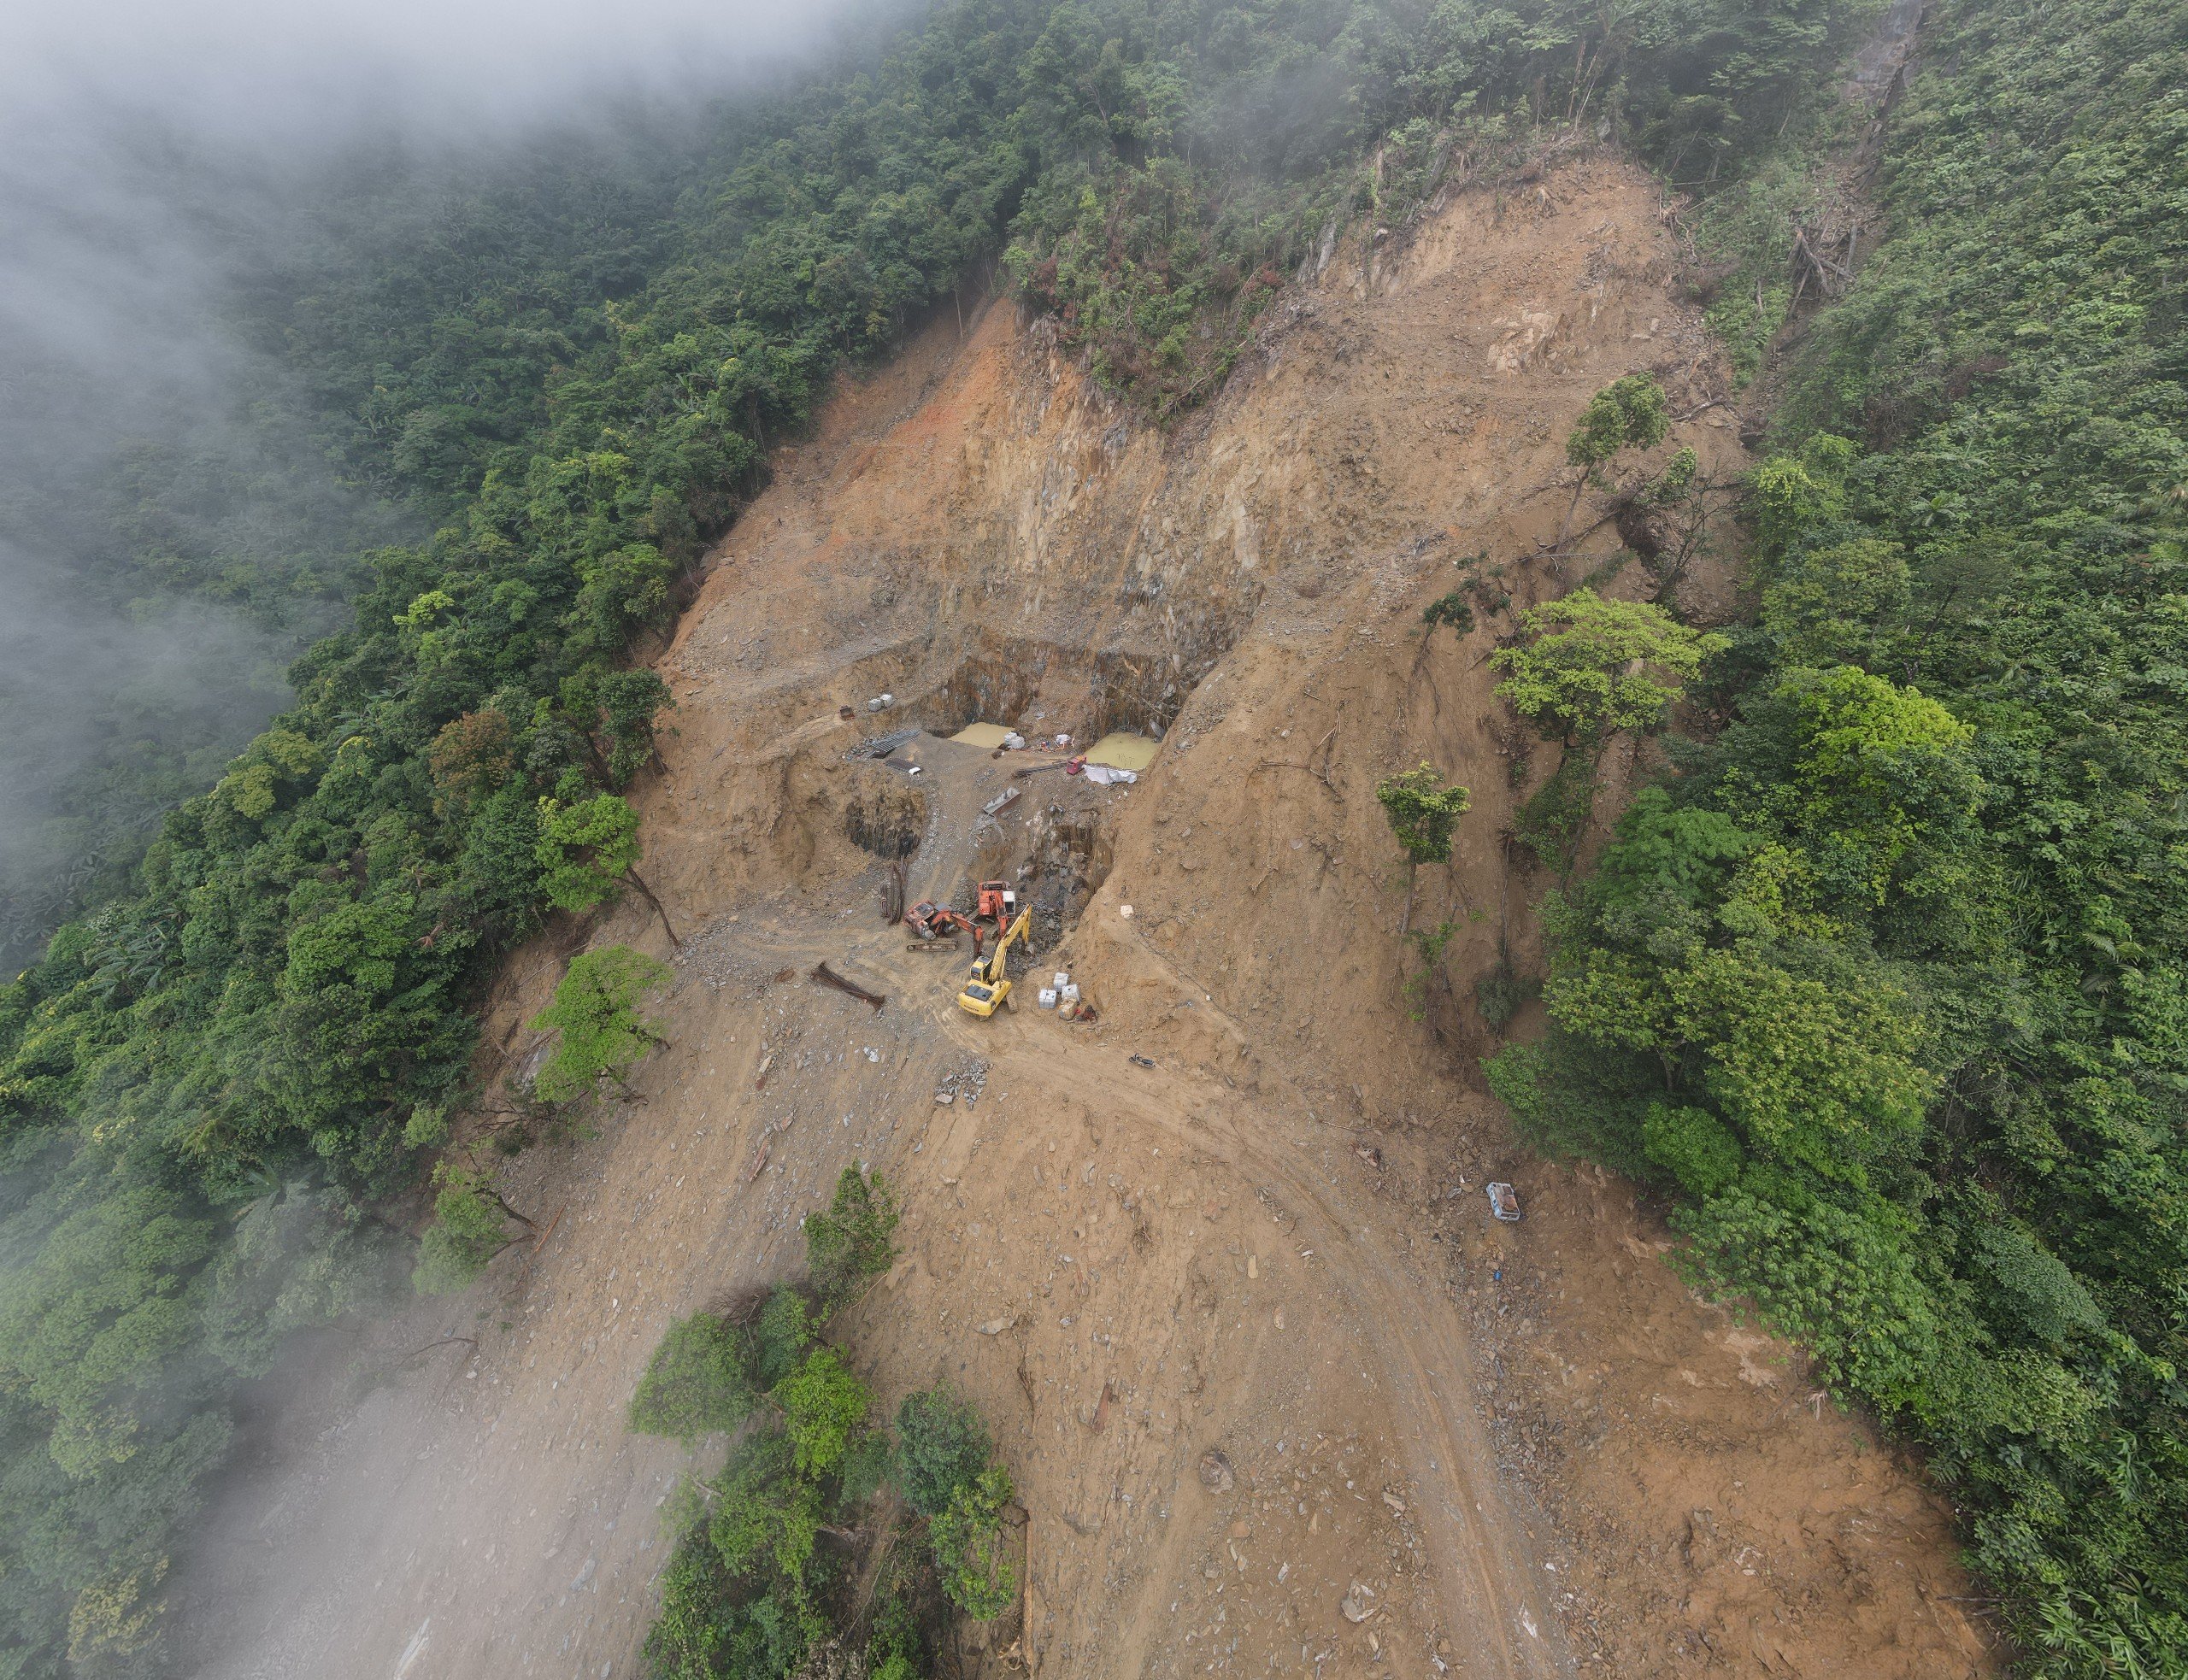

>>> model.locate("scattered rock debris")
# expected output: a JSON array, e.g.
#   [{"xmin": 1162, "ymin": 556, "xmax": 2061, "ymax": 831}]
[{"xmin": 932, "ymin": 1060, "xmax": 988, "ymax": 1108}]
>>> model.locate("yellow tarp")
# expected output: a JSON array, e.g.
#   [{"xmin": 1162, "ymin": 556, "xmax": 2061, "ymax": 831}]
[
  {"xmin": 1084, "ymin": 731, "xmax": 1160, "ymax": 771},
  {"xmin": 950, "ymin": 721, "xmax": 1015, "ymax": 749}
]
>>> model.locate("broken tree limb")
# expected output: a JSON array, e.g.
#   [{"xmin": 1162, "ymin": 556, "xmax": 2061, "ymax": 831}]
[
  {"xmin": 528, "ymin": 1201, "xmax": 568, "ymax": 1255},
  {"xmin": 1251, "ymin": 729, "xmax": 1342, "ymax": 799},
  {"xmin": 1794, "ymin": 224, "xmax": 1855, "ymax": 281},
  {"xmin": 624, "ymin": 866, "xmax": 681, "ymax": 948},
  {"xmin": 1012, "ymin": 755, "xmax": 1084, "ymax": 781},
  {"xmin": 403, "ymin": 1336, "xmax": 478, "ymax": 1362},
  {"xmin": 811, "ymin": 963, "xmax": 885, "ymax": 1011}
]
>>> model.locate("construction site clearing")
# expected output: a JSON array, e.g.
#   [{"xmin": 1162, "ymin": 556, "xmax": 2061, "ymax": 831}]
[{"xmin": 169, "ymin": 154, "xmax": 1999, "ymax": 1680}]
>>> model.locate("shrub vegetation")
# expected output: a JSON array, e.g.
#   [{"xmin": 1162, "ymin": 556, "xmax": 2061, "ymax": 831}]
[{"xmin": 630, "ymin": 1171, "xmax": 1008, "ymax": 1679}]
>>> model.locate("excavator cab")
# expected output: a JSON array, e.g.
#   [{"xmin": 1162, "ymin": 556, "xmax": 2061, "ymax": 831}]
[
  {"xmin": 958, "ymin": 906, "xmax": 1031, "ymax": 1018},
  {"xmin": 974, "ymin": 879, "xmax": 1016, "ymax": 929}
]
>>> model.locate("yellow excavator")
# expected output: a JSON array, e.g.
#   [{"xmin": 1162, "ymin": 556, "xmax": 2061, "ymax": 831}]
[{"xmin": 956, "ymin": 905, "xmax": 1031, "ymax": 1017}]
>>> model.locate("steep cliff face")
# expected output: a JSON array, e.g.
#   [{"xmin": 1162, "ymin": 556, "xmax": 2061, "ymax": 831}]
[
  {"xmin": 645, "ymin": 155, "xmax": 1742, "ymax": 1072},
  {"xmin": 177, "ymin": 156, "xmax": 1994, "ymax": 1680}
]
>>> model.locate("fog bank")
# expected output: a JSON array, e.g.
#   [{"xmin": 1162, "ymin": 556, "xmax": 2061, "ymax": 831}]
[{"xmin": 0, "ymin": 0, "xmax": 889, "ymax": 975}]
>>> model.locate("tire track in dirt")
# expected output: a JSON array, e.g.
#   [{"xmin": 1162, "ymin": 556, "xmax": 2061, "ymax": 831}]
[{"xmin": 943, "ymin": 983, "xmax": 1566, "ymax": 1677}]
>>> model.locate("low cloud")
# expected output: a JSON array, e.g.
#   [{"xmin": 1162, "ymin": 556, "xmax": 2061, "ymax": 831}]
[
  {"xmin": 0, "ymin": 0, "xmax": 897, "ymax": 971},
  {"xmin": 5, "ymin": 0, "xmax": 873, "ymax": 139}
]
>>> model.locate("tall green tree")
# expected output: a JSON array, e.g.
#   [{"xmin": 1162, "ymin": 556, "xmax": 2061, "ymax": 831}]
[
  {"xmin": 535, "ymin": 793, "xmax": 679, "ymax": 944},
  {"xmin": 1376, "ymin": 762, "xmax": 1471, "ymax": 935},
  {"xmin": 412, "ymin": 1163, "xmax": 536, "ymax": 1295},
  {"xmin": 804, "ymin": 1167, "xmax": 901, "ymax": 1315},
  {"xmin": 529, "ymin": 944, "xmax": 671, "ymax": 1104},
  {"xmin": 629, "ymin": 1314, "xmax": 761, "ymax": 1444},
  {"xmin": 1557, "ymin": 373, "xmax": 1669, "ymax": 549},
  {"xmin": 1491, "ymin": 589, "xmax": 1727, "ymax": 745}
]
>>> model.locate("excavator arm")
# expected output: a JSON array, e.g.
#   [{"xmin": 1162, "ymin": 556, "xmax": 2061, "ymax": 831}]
[
  {"xmin": 957, "ymin": 906, "xmax": 1032, "ymax": 1018},
  {"xmin": 905, "ymin": 901, "xmax": 985, "ymax": 956}
]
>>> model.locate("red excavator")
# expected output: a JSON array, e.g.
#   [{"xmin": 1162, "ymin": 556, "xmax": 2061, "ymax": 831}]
[
  {"xmin": 907, "ymin": 880, "xmax": 1017, "ymax": 953},
  {"xmin": 974, "ymin": 879, "xmax": 1018, "ymax": 931},
  {"xmin": 905, "ymin": 900, "xmax": 983, "ymax": 955}
]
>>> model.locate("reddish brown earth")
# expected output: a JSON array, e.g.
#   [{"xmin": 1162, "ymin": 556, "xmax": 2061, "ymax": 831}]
[{"xmin": 173, "ymin": 154, "xmax": 2000, "ymax": 1680}]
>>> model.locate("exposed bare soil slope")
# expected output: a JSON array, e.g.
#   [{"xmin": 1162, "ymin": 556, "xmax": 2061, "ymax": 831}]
[{"xmin": 176, "ymin": 156, "xmax": 1997, "ymax": 1680}]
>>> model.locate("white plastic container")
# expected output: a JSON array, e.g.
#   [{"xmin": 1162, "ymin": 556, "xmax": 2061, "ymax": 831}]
[
  {"xmin": 1060, "ymin": 983, "xmax": 1080, "ymax": 1004},
  {"xmin": 1037, "ymin": 988, "xmax": 1059, "ymax": 1009},
  {"xmin": 1053, "ymin": 972, "xmax": 1070, "ymax": 989},
  {"xmin": 1003, "ymin": 731, "xmax": 1026, "ymax": 749}
]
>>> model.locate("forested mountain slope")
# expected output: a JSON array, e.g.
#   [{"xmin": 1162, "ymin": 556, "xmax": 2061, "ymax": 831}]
[
  {"xmin": 0, "ymin": 0, "xmax": 2178, "ymax": 1674},
  {"xmin": 1493, "ymin": 0, "xmax": 2188, "ymax": 1670},
  {"xmin": 0, "ymin": 115, "xmax": 716, "ymax": 974}
]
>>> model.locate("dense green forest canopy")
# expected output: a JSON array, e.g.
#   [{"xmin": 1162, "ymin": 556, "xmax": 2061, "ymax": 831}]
[
  {"xmin": 1491, "ymin": 0, "xmax": 2188, "ymax": 1671},
  {"xmin": 6, "ymin": 0, "xmax": 2180, "ymax": 1672}
]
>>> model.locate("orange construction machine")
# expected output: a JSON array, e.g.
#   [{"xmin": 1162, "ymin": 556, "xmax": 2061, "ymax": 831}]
[
  {"xmin": 974, "ymin": 878, "xmax": 1018, "ymax": 932},
  {"xmin": 905, "ymin": 900, "xmax": 983, "ymax": 954}
]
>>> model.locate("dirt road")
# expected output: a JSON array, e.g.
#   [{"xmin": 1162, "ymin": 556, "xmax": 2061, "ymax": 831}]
[{"xmin": 172, "ymin": 154, "xmax": 1998, "ymax": 1680}]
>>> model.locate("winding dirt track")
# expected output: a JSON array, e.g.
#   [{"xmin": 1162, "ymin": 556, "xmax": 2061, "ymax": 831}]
[
  {"xmin": 903, "ymin": 764, "xmax": 1541, "ymax": 1659},
  {"xmin": 173, "ymin": 155, "xmax": 1997, "ymax": 1680}
]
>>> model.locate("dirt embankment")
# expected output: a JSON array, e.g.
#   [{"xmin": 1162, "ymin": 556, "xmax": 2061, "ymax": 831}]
[{"xmin": 173, "ymin": 156, "xmax": 1997, "ymax": 1680}]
